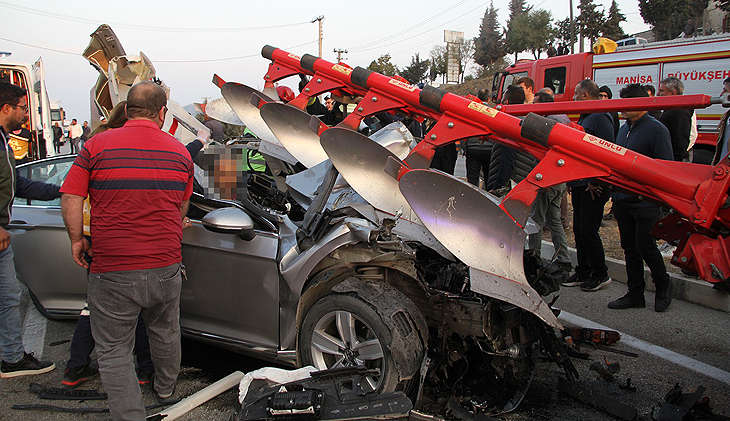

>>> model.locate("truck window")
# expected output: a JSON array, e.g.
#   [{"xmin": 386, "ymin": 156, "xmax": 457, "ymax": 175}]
[
  {"xmin": 501, "ymin": 72, "xmax": 528, "ymax": 101},
  {"xmin": 544, "ymin": 67, "xmax": 567, "ymax": 95}
]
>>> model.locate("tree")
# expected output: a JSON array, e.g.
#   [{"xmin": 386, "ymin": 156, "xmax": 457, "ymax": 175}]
[
  {"xmin": 474, "ymin": 2, "xmax": 507, "ymax": 69},
  {"xmin": 577, "ymin": 0, "xmax": 606, "ymax": 48},
  {"xmin": 429, "ymin": 45, "xmax": 447, "ymax": 83},
  {"xmin": 638, "ymin": 0, "xmax": 709, "ymax": 40},
  {"xmin": 556, "ymin": 17, "xmax": 578, "ymax": 47},
  {"xmin": 505, "ymin": 0, "xmax": 530, "ymax": 61},
  {"xmin": 454, "ymin": 38, "xmax": 475, "ymax": 83},
  {"xmin": 399, "ymin": 53, "xmax": 430, "ymax": 85},
  {"xmin": 601, "ymin": 0, "xmax": 627, "ymax": 41},
  {"xmin": 367, "ymin": 54, "xmax": 398, "ymax": 76},
  {"xmin": 506, "ymin": 9, "xmax": 556, "ymax": 60}
]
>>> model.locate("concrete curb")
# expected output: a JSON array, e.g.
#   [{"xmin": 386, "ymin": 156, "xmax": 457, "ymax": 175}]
[{"xmin": 540, "ymin": 241, "xmax": 730, "ymax": 313}]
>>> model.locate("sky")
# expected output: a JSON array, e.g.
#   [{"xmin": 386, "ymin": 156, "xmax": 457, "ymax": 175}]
[{"xmin": 0, "ymin": 0, "xmax": 650, "ymax": 122}]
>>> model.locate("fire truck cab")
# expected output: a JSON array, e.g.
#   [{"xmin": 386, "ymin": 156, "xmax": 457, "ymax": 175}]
[{"xmin": 492, "ymin": 33, "xmax": 730, "ymax": 159}]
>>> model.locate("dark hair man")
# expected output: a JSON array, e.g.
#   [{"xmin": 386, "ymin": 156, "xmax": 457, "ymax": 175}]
[
  {"xmin": 463, "ymin": 88, "xmax": 493, "ymax": 187},
  {"xmin": 68, "ymin": 118, "xmax": 83, "ymax": 154},
  {"xmin": 563, "ymin": 79, "xmax": 615, "ymax": 292},
  {"xmin": 658, "ymin": 76, "xmax": 692, "ymax": 162},
  {"xmin": 516, "ymin": 77, "xmax": 535, "ymax": 103},
  {"xmin": 608, "ymin": 83, "xmax": 674, "ymax": 312},
  {"xmin": 644, "ymin": 85, "xmax": 661, "ymax": 119},
  {"xmin": 0, "ymin": 82, "xmax": 59, "ymax": 378},
  {"xmin": 61, "ymin": 81, "xmax": 194, "ymax": 419},
  {"xmin": 599, "ymin": 85, "xmax": 620, "ymax": 138}
]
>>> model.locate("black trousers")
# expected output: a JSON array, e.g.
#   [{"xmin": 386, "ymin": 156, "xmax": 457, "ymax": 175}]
[
  {"xmin": 613, "ymin": 202, "xmax": 670, "ymax": 295},
  {"xmin": 465, "ymin": 148, "xmax": 491, "ymax": 187},
  {"xmin": 571, "ymin": 186, "xmax": 609, "ymax": 278}
]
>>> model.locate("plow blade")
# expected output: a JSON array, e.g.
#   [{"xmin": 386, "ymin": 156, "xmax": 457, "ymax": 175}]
[
  {"xmin": 220, "ymin": 83, "xmax": 279, "ymax": 146},
  {"xmin": 320, "ymin": 127, "xmax": 420, "ymax": 223},
  {"xmin": 204, "ymin": 97, "xmax": 244, "ymax": 126},
  {"xmin": 260, "ymin": 102, "xmax": 328, "ymax": 168}
]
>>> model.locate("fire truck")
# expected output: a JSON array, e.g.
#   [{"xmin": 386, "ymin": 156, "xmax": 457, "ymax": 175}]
[
  {"xmin": 492, "ymin": 33, "xmax": 730, "ymax": 162},
  {"xmin": 0, "ymin": 55, "xmax": 53, "ymax": 159}
]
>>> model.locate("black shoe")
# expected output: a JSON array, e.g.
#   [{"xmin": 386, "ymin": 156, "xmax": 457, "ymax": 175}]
[
  {"xmin": 61, "ymin": 364, "xmax": 98, "ymax": 388},
  {"xmin": 561, "ymin": 272, "xmax": 586, "ymax": 287},
  {"xmin": 0, "ymin": 352, "xmax": 56, "ymax": 378},
  {"xmin": 580, "ymin": 275, "xmax": 612, "ymax": 292},
  {"xmin": 608, "ymin": 293, "xmax": 646, "ymax": 309},
  {"xmin": 137, "ymin": 369, "xmax": 154, "ymax": 386},
  {"xmin": 655, "ymin": 279, "xmax": 674, "ymax": 312}
]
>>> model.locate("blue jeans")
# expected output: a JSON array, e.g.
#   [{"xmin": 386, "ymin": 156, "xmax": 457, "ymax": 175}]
[
  {"xmin": 88, "ymin": 263, "xmax": 183, "ymax": 421},
  {"xmin": 0, "ymin": 246, "xmax": 25, "ymax": 364}
]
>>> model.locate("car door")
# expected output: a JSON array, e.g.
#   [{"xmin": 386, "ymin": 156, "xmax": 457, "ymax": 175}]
[
  {"xmin": 11, "ymin": 156, "xmax": 87, "ymax": 318},
  {"xmin": 180, "ymin": 196, "xmax": 280, "ymax": 353}
]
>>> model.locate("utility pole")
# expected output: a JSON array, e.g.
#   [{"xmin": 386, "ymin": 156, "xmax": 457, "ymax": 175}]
[
  {"xmin": 333, "ymin": 48, "xmax": 348, "ymax": 63},
  {"xmin": 311, "ymin": 15, "xmax": 324, "ymax": 58}
]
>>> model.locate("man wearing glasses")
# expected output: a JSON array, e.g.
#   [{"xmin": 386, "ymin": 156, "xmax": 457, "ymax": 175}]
[
  {"xmin": 0, "ymin": 82, "xmax": 60, "ymax": 378},
  {"xmin": 61, "ymin": 81, "xmax": 194, "ymax": 420}
]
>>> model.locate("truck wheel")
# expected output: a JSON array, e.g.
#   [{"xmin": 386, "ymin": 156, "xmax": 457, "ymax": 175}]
[{"xmin": 298, "ymin": 278, "xmax": 426, "ymax": 393}]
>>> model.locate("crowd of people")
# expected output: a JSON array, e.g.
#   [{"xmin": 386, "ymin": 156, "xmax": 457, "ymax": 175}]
[{"xmin": 455, "ymin": 75, "xmax": 730, "ymax": 314}]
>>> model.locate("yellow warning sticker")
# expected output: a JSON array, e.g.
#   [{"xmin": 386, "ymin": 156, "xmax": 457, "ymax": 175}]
[
  {"xmin": 388, "ymin": 79, "xmax": 417, "ymax": 92},
  {"xmin": 583, "ymin": 134, "xmax": 627, "ymax": 155},
  {"xmin": 332, "ymin": 64, "xmax": 353, "ymax": 75},
  {"xmin": 467, "ymin": 101, "xmax": 498, "ymax": 117},
  {"xmin": 288, "ymin": 53, "xmax": 301, "ymax": 60}
]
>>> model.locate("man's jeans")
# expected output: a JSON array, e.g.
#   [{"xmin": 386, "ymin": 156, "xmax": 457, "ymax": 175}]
[
  {"xmin": 88, "ymin": 263, "xmax": 183, "ymax": 421},
  {"xmin": 613, "ymin": 203, "xmax": 670, "ymax": 295},
  {"xmin": 529, "ymin": 183, "xmax": 571, "ymax": 264},
  {"xmin": 0, "ymin": 246, "xmax": 25, "ymax": 364}
]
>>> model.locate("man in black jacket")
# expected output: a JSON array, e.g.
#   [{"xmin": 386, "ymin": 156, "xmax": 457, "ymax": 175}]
[
  {"xmin": 0, "ymin": 82, "xmax": 60, "ymax": 378},
  {"xmin": 563, "ymin": 79, "xmax": 615, "ymax": 292},
  {"xmin": 608, "ymin": 83, "xmax": 674, "ymax": 312},
  {"xmin": 658, "ymin": 76, "xmax": 692, "ymax": 162}
]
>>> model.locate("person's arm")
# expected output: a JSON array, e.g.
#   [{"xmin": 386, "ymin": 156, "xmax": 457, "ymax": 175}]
[
  {"xmin": 16, "ymin": 171, "xmax": 62, "ymax": 201},
  {"xmin": 61, "ymin": 193, "xmax": 90, "ymax": 269}
]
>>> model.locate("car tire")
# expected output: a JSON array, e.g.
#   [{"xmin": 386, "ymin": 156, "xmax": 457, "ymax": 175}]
[{"xmin": 298, "ymin": 277, "xmax": 426, "ymax": 394}]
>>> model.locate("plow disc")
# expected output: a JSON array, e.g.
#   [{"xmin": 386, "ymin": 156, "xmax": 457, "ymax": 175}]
[{"xmin": 260, "ymin": 102, "xmax": 328, "ymax": 168}]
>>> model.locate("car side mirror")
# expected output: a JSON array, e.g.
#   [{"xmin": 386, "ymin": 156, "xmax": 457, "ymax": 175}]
[{"xmin": 201, "ymin": 207, "xmax": 256, "ymax": 241}]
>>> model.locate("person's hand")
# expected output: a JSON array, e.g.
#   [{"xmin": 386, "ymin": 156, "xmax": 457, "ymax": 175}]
[
  {"xmin": 197, "ymin": 129, "xmax": 211, "ymax": 145},
  {"xmin": 0, "ymin": 227, "xmax": 10, "ymax": 252},
  {"xmin": 586, "ymin": 183, "xmax": 603, "ymax": 200},
  {"xmin": 183, "ymin": 217, "xmax": 193, "ymax": 229},
  {"xmin": 71, "ymin": 237, "xmax": 91, "ymax": 269}
]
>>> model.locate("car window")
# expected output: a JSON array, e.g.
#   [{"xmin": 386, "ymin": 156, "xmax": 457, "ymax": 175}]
[
  {"xmin": 14, "ymin": 159, "xmax": 74, "ymax": 207},
  {"xmin": 544, "ymin": 67, "xmax": 567, "ymax": 95}
]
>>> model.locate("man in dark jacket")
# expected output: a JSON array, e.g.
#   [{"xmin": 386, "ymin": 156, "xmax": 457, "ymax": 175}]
[
  {"xmin": 608, "ymin": 83, "xmax": 674, "ymax": 312},
  {"xmin": 464, "ymin": 88, "xmax": 493, "ymax": 187},
  {"xmin": 563, "ymin": 79, "xmax": 615, "ymax": 292},
  {"xmin": 0, "ymin": 82, "xmax": 60, "ymax": 378},
  {"xmin": 52, "ymin": 122, "xmax": 64, "ymax": 154},
  {"xmin": 658, "ymin": 76, "xmax": 692, "ymax": 162}
]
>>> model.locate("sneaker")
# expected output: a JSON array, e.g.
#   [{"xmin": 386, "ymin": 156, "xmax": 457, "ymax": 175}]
[
  {"xmin": 150, "ymin": 374, "xmax": 178, "ymax": 405},
  {"xmin": 61, "ymin": 364, "xmax": 98, "ymax": 388},
  {"xmin": 0, "ymin": 352, "xmax": 56, "ymax": 378},
  {"xmin": 137, "ymin": 369, "xmax": 154, "ymax": 386},
  {"xmin": 561, "ymin": 272, "xmax": 586, "ymax": 287},
  {"xmin": 655, "ymin": 279, "xmax": 674, "ymax": 312},
  {"xmin": 608, "ymin": 293, "xmax": 646, "ymax": 309},
  {"xmin": 580, "ymin": 275, "xmax": 612, "ymax": 292}
]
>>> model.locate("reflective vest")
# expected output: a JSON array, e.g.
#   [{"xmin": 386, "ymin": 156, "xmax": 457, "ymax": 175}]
[{"xmin": 246, "ymin": 150, "xmax": 267, "ymax": 172}]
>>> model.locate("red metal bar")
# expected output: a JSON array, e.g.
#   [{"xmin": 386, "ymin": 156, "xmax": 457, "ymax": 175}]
[{"xmin": 497, "ymin": 95, "xmax": 714, "ymax": 116}]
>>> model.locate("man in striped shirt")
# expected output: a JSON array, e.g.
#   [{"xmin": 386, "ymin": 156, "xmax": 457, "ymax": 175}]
[{"xmin": 61, "ymin": 81, "xmax": 194, "ymax": 421}]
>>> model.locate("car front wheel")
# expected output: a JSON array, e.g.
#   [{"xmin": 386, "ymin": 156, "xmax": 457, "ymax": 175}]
[{"xmin": 298, "ymin": 277, "xmax": 426, "ymax": 394}]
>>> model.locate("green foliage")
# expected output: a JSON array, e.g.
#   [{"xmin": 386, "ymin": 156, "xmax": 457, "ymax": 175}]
[
  {"xmin": 638, "ymin": 0, "xmax": 709, "ymax": 40},
  {"xmin": 506, "ymin": 9, "xmax": 556, "ymax": 60},
  {"xmin": 601, "ymin": 0, "xmax": 627, "ymax": 41},
  {"xmin": 577, "ymin": 0, "xmax": 605, "ymax": 46},
  {"xmin": 399, "ymin": 53, "xmax": 430, "ymax": 85},
  {"xmin": 367, "ymin": 54, "xmax": 399, "ymax": 76},
  {"xmin": 474, "ymin": 1, "xmax": 507, "ymax": 68},
  {"xmin": 506, "ymin": 0, "xmax": 529, "ymax": 60},
  {"xmin": 555, "ymin": 18, "xmax": 578, "ymax": 48},
  {"xmin": 429, "ymin": 45, "xmax": 447, "ymax": 83}
]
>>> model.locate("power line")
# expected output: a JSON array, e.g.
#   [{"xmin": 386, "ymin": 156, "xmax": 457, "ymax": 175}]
[
  {"xmin": 354, "ymin": 2, "xmax": 490, "ymax": 53},
  {"xmin": 393, "ymin": 17, "xmax": 482, "ymax": 55},
  {"xmin": 349, "ymin": 0, "xmax": 469, "ymax": 51},
  {"xmin": 0, "ymin": 36, "xmax": 318, "ymax": 63},
  {"xmin": 0, "ymin": 1, "xmax": 310, "ymax": 33}
]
